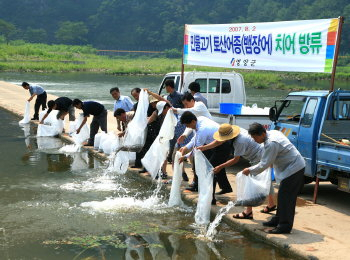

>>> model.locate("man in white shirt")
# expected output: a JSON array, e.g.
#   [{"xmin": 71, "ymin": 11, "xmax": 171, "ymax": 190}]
[
  {"xmin": 197, "ymin": 124, "xmax": 276, "ymax": 219},
  {"xmin": 188, "ymin": 82, "xmax": 208, "ymax": 107},
  {"xmin": 172, "ymin": 92, "xmax": 212, "ymax": 144},
  {"xmin": 110, "ymin": 87, "xmax": 134, "ymax": 131},
  {"xmin": 243, "ymin": 123, "xmax": 305, "ymax": 234},
  {"xmin": 179, "ymin": 112, "xmax": 232, "ymax": 205}
]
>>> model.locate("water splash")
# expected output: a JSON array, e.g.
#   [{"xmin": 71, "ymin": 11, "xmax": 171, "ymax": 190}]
[
  {"xmin": 60, "ymin": 176, "xmax": 126, "ymax": 193},
  {"xmin": 206, "ymin": 201, "xmax": 236, "ymax": 239},
  {"xmin": 80, "ymin": 195, "xmax": 168, "ymax": 214}
]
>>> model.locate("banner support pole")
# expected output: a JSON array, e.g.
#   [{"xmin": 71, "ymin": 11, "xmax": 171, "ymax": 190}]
[
  {"xmin": 329, "ymin": 16, "xmax": 344, "ymax": 92},
  {"xmin": 181, "ymin": 25, "xmax": 186, "ymax": 91}
]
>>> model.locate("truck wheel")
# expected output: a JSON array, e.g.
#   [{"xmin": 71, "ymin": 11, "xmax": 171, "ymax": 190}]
[
  {"xmin": 304, "ymin": 176, "xmax": 314, "ymax": 184},
  {"xmin": 330, "ymin": 178, "xmax": 338, "ymax": 185}
]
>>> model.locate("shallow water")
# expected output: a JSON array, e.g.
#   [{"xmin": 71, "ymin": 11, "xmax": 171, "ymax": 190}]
[{"xmin": 0, "ymin": 109, "xmax": 294, "ymax": 259}]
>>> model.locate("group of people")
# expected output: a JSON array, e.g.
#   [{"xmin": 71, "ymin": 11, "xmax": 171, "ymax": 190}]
[{"xmin": 22, "ymin": 79, "xmax": 305, "ymax": 234}]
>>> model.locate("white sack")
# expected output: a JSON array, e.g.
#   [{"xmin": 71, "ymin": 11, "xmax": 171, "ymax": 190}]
[
  {"xmin": 122, "ymin": 89, "xmax": 149, "ymax": 151},
  {"xmin": 141, "ymin": 110, "xmax": 177, "ymax": 179},
  {"xmin": 113, "ymin": 151, "xmax": 130, "ymax": 174},
  {"xmin": 94, "ymin": 132, "xmax": 104, "ymax": 150},
  {"xmin": 37, "ymin": 119, "xmax": 64, "ymax": 137},
  {"xmin": 194, "ymin": 149, "xmax": 214, "ymax": 225},
  {"xmin": 168, "ymin": 151, "xmax": 184, "ymax": 207},
  {"xmin": 235, "ymin": 168, "xmax": 271, "ymax": 207},
  {"xmin": 111, "ymin": 137, "xmax": 122, "ymax": 153},
  {"xmin": 101, "ymin": 132, "xmax": 118, "ymax": 154},
  {"xmin": 70, "ymin": 114, "xmax": 89, "ymax": 145},
  {"xmin": 98, "ymin": 131, "xmax": 108, "ymax": 152},
  {"xmin": 19, "ymin": 101, "xmax": 31, "ymax": 125}
]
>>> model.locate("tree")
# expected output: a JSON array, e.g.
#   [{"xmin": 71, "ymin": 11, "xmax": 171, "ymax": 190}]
[
  {"xmin": 0, "ymin": 19, "xmax": 16, "ymax": 44},
  {"xmin": 55, "ymin": 21, "xmax": 88, "ymax": 45},
  {"xmin": 25, "ymin": 27, "xmax": 47, "ymax": 43}
]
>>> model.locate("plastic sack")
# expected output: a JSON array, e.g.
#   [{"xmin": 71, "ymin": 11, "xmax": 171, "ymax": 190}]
[
  {"xmin": 37, "ymin": 109, "xmax": 64, "ymax": 137},
  {"xmin": 111, "ymin": 137, "xmax": 122, "ymax": 153},
  {"xmin": 19, "ymin": 101, "xmax": 31, "ymax": 125},
  {"xmin": 194, "ymin": 149, "xmax": 214, "ymax": 225},
  {"xmin": 141, "ymin": 110, "xmax": 177, "ymax": 179},
  {"xmin": 94, "ymin": 132, "xmax": 104, "ymax": 150},
  {"xmin": 235, "ymin": 168, "xmax": 271, "ymax": 207},
  {"xmin": 122, "ymin": 89, "xmax": 149, "ymax": 152},
  {"xmin": 98, "ymin": 132, "xmax": 108, "ymax": 152},
  {"xmin": 70, "ymin": 114, "xmax": 90, "ymax": 145},
  {"xmin": 100, "ymin": 132, "xmax": 118, "ymax": 154},
  {"xmin": 168, "ymin": 151, "xmax": 185, "ymax": 207},
  {"xmin": 113, "ymin": 151, "xmax": 130, "ymax": 174}
]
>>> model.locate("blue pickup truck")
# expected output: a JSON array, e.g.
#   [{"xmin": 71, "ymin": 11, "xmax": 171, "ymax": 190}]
[{"xmin": 269, "ymin": 90, "xmax": 350, "ymax": 196}]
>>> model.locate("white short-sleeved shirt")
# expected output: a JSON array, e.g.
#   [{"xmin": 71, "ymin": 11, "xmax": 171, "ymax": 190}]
[{"xmin": 233, "ymin": 128, "xmax": 263, "ymax": 164}]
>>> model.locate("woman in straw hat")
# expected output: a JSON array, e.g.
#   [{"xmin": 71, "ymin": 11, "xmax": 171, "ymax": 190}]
[{"xmin": 197, "ymin": 123, "xmax": 276, "ymax": 219}]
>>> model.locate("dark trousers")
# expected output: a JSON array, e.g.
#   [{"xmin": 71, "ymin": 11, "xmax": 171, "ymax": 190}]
[
  {"xmin": 270, "ymin": 168, "xmax": 305, "ymax": 232},
  {"xmin": 34, "ymin": 92, "xmax": 47, "ymax": 119},
  {"xmin": 134, "ymin": 152, "xmax": 142, "ymax": 167},
  {"xmin": 89, "ymin": 110, "xmax": 107, "ymax": 145},
  {"xmin": 57, "ymin": 105, "xmax": 75, "ymax": 121}
]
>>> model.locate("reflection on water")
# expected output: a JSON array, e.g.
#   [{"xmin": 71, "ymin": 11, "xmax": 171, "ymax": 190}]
[{"xmin": 0, "ymin": 108, "xmax": 293, "ymax": 260}]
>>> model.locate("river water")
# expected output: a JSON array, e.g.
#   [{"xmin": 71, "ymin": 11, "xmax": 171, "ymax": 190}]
[
  {"xmin": 0, "ymin": 109, "xmax": 293, "ymax": 259},
  {"xmin": 0, "ymin": 71, "xmax": 346, "ymax": 259},
  {"xmin": 3, "ymin": 71, "xmax": 348, "ymax": 111}
]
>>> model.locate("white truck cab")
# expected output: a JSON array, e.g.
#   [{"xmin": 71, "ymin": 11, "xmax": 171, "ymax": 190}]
[
  {"xmin": 158, "ymin": 71, "xmax": 246, "ymax": 109},
  {"xmin": 158, "ymin": 71, "xmax": 270, "ymax": 129}
]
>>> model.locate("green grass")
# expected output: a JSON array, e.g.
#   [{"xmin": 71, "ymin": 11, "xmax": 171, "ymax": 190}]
[{"xmin": 0, "ymin": 42, "xmax": 349, "ymax": 90}]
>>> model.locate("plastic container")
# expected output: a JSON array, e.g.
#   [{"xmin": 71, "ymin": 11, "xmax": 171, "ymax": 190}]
[{"xmin": 219, "ymin": 103, "xmax": 242, "ymax": 115}]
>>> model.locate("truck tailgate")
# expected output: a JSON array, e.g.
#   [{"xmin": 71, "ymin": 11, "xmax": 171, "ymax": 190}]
[{"xmin": 317, "ymin": 140, "xmax": 350, "ymax": 172}]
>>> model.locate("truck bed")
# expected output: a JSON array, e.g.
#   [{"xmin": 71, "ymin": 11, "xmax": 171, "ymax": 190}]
[{"xmin": 210, "ymin": 111, "xmax": 270, "ymax": 129}]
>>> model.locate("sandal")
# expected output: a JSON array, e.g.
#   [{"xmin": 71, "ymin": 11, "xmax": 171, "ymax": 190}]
[
  {"xmin": 260, "ymin": 205, "xmax": 277, "ymax": 214},
  {"xmin": 233, "ymin": 211, "xmax": 253, "ymax": 219}
]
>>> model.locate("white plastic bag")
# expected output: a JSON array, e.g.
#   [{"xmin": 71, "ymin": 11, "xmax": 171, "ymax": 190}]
[
  {"xmin": 235, "ymin": 168, "xmax": 271, "ymax": 207},
  {"xmin": 37, "ymin": 118, "xmax": 64, "ymax": 137},
  {"xmin": 71, "ymin": 114, "xmax": 89, "ymax": 145},
  {"xmin": 19, "ymin": 101, "xmax": 31, "ymax": 125},
  {"xmin": 98, "ymin": 131, "xmax": 108, "ymax": 152},
  {"xmin": 142, "ymin": 110, "xmax": 177, "ymax": 179},
  {"xmin": 194, "ymin": 149, "xmax": 214, "ymax": 225},
  {"xmin": 113, "ymin": 151, "xmax": 130, "ymax": 174},
  {"xmin": 122, "ymin": 89, "xmax": 149, "ymax": 151},
  {"xmin": 168, "ymin": 151, "xmax": 184, "ymax": 207},
  {"xmin": 111, "ymin": 137, "xmax": 122, "ymax": 153},
  {"xmin": 100, "ymin": 132, "xmax": 118, "ymax": 154},
  {"xmin": 94, "ymin": 132, "xmax": 104, "ymax": 150}
]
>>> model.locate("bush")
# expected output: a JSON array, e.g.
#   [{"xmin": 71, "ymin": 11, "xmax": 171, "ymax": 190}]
[{"xmin": 164, "ymin": 48, "xmax": 182, "ymax": 58}]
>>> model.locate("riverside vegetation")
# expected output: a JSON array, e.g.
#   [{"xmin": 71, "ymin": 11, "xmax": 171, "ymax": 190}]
[{"xmin": 0, "ymin": 42, "xmax": 349, "ymax": 90}]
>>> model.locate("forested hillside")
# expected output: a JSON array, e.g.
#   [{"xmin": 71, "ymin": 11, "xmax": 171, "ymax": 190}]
[{"xmin": 0, "ymin": 0, "xmax": 348, "ymax": 53}]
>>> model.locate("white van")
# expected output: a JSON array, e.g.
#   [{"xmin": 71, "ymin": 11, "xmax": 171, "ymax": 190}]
[{"xmin": 158, "ymin": 71, "xmax": 271, "ymax": 129}]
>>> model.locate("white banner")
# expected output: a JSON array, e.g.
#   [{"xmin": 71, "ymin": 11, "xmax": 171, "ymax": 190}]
[{"xmin": 183, "ymin": 18, "xmax": 339, "ymax": 73}]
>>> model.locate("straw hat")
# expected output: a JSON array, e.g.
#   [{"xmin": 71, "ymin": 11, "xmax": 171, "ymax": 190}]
[
  {"xmin": 149, "ymin": 95, "xmax": 158, "ymax": 103},
  {"xmin": 213, "ymin": 124, "xmax": 240, "ymax": 141},
  {"xmin": 156, "ymin": 101, "xmax": 167, "ymax": 115}
]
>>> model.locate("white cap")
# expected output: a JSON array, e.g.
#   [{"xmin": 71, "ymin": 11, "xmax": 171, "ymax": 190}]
[{"xmin": 156, "ymin": 101, "xmax": 167, "ymax": 116}]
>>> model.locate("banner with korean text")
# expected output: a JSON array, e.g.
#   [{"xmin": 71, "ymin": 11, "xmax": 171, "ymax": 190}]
[{"xmin": 183, "ymin": 18, "xmax": 339, "ymax": 73}]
